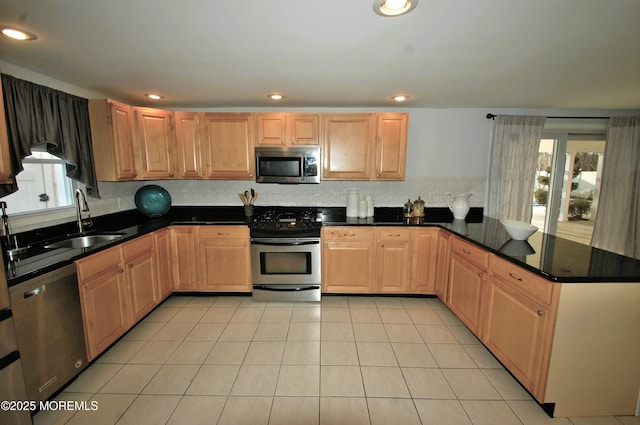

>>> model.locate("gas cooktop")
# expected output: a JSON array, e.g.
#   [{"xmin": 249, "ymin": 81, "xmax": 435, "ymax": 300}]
[{"xmin": 250, "ymin": 207, "xmax": 322, "ymax": 238}]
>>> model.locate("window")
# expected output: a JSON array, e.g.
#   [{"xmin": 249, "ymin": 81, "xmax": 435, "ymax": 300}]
[{"xmin": 2, "ymin": 150, "xmax": 74, "ymax": 214}]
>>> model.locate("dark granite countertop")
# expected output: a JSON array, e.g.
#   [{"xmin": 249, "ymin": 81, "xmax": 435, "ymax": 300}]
[{"xmin": 5, "ymin": 206, "xmax": 640, "ymax": 286}]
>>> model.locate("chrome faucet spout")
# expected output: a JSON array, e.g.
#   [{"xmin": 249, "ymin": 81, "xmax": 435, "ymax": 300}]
[
  {"xmin": 0, "ymin": 201, "xmax": 16, "ymax": 250},
  {"xmin": 75, "ymin": 189, "xmax": 93, "ymax": 233}
]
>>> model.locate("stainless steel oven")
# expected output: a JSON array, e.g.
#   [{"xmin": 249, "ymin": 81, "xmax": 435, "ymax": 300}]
[{"xmin": 251, "ymin": 237, "xmax": 321, "ymax": 302}]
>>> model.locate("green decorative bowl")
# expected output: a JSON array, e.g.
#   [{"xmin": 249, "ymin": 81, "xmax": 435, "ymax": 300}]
[{"xmin": 135, "ymin": 185, "xmax": 171, "ymax": 217}]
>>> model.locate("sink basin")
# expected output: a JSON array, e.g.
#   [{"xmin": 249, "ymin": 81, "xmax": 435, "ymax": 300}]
[{"xmin": 44, "ymin": 233, "xmax": 124, "ymax": 249}]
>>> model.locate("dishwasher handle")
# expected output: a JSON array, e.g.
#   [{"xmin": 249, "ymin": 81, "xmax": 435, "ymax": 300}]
[{"xmin": 24, "ymin": 285, "xmax": 46, "ymax": 299}]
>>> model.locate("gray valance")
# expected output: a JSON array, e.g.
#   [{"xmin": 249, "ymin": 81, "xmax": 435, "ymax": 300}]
[{"xmin": 0, "ymin": 73, "xmax": 99, "ymax": 198}]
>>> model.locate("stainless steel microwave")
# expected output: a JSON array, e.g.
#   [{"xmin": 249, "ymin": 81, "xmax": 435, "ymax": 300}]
[{"xmin": 255, "ymin": 146, "xmax": 320, "ymax": 184}]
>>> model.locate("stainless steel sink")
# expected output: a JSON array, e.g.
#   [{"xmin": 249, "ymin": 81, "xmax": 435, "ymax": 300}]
[{"xmin": 44, "ymin": 233, "xmax": 124, "ymax": 249}]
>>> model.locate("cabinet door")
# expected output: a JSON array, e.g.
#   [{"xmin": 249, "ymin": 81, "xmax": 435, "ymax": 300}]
[
  {"xmin": 256, "ymin": 113, "xmax": 288, "ymax": 145},
  {"xmin": 322, "ymin": 114, "xmax": 375, "ymax": 180},
  {"xmin": 434, "ymin": 230, "xmax": 451, "ymax": 300},
  {"xmin": 171, "ymin": 226, "xmax": 199, "ymax": 291},
  {"xmin": 175, "ymin": 112, "xmax": 204, "ymax": 178},
  {"xmin": 198, "ymin": 238, "xmax": 251, "ymax": 292},
  {"xmin": 201, "ymin": 113, "xmax": 255, "ymax": 179},
  {"xmin": 376, "ymin": 228, "xmax": 411, "ymax": 293},
  {"xmin": 109, "ymin": 101, "xmax": 138, "ymax": 180},
  {"xmin": 154, "ymin": 228, "xmax": 174, "ymax": 300},
  {"xmin": 290, "ymin": 114, "xmax": 320, "ymax": 145},
  {"xmin": 322, "ymin": 240, "xmax": 376, "ymax": 293},
  {"xmin": 483, "ymin": 276, "xmax": 554, "ymax": 400},
  {"xmin": 374, "ymin": 113, "xmax": 407, "ymax": 180},
  {"xmin": 124, "ymin": 248, "xmax": 157, "ymax": 322},
  {"xmin": 0, "ymin": 77, "xmax": 14, "ymax": 184},
  {"xmin": 410, "ymin": 228, "xmax": 438, "ymax": 294},
  {"xmin": 134, "ymin": 107, "xmax": 176, "ymax": 179},
  {"xmin": 447, "ymin": 253, "xmax": 486, "ymax": 336}
]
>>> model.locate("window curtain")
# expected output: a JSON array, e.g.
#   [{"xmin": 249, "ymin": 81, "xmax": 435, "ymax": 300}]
[
  {"xmin": 0, "ymin": 73, "xmax": 99, "ymax": 198},
  {"xmin": 486, "ymin": 115, "xmax": 547, "ymax": 222},
  {"xmin": 591, "ymin": 117, "xmax": 640, "ymax": 259}
]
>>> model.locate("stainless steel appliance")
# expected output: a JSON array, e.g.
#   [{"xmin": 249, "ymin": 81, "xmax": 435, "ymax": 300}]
[
  {"xmin": 9, "ymin": 263, "xmax": 87, "ymax": 403},
  {"xmin": 0, "ymin": 267, "xmax": 32, "ymax": 425},
  {"xmin": 255, "ymin": 146, "xmax": 320, "ymax": 184},
  {"xmin": 250, "ymin": 208, "xmax": 322, "ymax": 301}
]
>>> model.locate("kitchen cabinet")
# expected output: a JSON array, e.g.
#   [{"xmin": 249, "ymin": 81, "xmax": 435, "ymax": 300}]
[
  {"xmin": 446, "ymin": 236, "xmax": 489, "ymax": 336},
  {"xmin": 175, "ymin": 111, "xmax": 204, "ymax": 178},
  {"xmin": 76, "ymin": 246, "xmax": 129, "ymax": 361},
  {"xmin": 88, "ymin": 99, "xmax": 137, "ymax": 181},
  {"xmin": 197, "ymin": 226, "xmax": 251, "ymax": 292},
  {"xmin": 0, "ymin": 76, "xmax": 14, "ymax": 185},
  {"xmin": 201, "ymin": 113, "xmax": 255, "ymax": 179},
  {"xmin": 154, "ymin": 228, "xmax": 174, "ymax": 300},
  {"xmin": 376, "ymin": 227, "xmax": 412, "ymax": 293},
  {"xmin": 374, "ymin": 113, "xmax": 408, "ymax": 180},
  {"xmin": 171, "ymin": 226, "xmax": 199, "ymax": 291},
  {"xmin": 256, "ymin": 113, "xmax": 320, "ymax": 145},
  {"xmin": 322, "ymin": 114, "xmax": 376, "ymax": 180},
  {"xmin": 133, "ymin": 107, "xmax": 176, "ymax": 179},
  {"xmin": 321, "ymin": 113, "xmax": 408, "ymax": 181},
  {"xmin": 434, "ymin": 229, "xmax": 451, "ymax": 299},
  {"xmin": 483, "ymin": 255, "xmax": 560, "ymax": 401},
  {"xmin": 122, "ymin": 234, "xmax": 157, "ymax": 323},
  {"xmin": 322, "ymin": 227, "xmax": 376, "ymax": 293},
  {"xmin": 410, "ymin": 227, "xmax": 438, "ymax": 294},
  {"xmin": 77, "ymin": 234, "xmax": 158, "ymax": 360}
]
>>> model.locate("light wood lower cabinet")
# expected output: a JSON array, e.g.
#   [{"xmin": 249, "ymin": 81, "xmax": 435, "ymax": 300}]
[
  {"xmin": 376, "ymin": 228, "xmax": 411, "ymax": 293},
  {"xmin": 446, "ymin": 236, "xmax": 489, "ymax": 336},
  {"xmin": 410, "ymin": 228, "xmax": 438, "ymax": 293},
  {"xmin": 322, "ymin": 227, "xmax": 376, "ymax": 293},
  {"xmin": 197, "ymin": 226, "xmax": 251, "ymax": 292},
  {"xmin": 154, "ymin": 228, "xmax": 174, "ymax": 300},
  {"xmin": 76, "ymin": 235, "xmax": 157, "ymax": 360},
  {"xmin": 433, "ymin": 229, "xmax": 451, "ymax": 299},
  {"xmin": 170, "ymin": 226, "xmax": 199, "ymax": 291}
]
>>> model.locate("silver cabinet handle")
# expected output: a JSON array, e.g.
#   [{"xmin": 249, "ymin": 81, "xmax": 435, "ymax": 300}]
[{"xmin": 24, "ymin": 285, "xmax": 46, "ymax": 298}]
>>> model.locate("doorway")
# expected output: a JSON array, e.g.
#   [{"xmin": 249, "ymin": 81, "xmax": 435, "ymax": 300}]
[{"xmin": 533, "ymin": 136, "xmax": 605, "ymax": 245}]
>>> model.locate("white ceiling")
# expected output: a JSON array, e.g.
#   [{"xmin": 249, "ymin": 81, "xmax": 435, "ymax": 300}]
[{"xmin": 0, "ymin": 0, "xmax": 639, "ymax": 110}]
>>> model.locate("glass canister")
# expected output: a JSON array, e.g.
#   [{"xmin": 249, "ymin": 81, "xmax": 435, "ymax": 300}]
[{"xmin": 403, "ymin": 199, "xmax": 413, "ymax": 218}]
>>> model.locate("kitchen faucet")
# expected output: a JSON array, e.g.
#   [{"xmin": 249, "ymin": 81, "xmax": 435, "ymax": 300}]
[
  {"xmin": 0, "ymin": 201, "xmax": 17, "ymax": 249},
  {"xmin": 75, "ymin": 189, "xmax": 93, "ymax": 233}
]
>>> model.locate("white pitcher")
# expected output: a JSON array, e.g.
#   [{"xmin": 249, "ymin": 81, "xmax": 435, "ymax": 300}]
[{"xmin": 445, "ymin": 192, "xmax": 472, "ymax": 219}]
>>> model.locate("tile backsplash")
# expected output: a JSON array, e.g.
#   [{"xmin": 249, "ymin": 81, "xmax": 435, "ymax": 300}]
[{"xmin": 11, "ymin": 177, "xmax": 486, "ymax": 232}]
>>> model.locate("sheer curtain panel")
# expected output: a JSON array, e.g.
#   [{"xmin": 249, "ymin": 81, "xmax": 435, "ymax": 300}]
[
  {"xmin": 591, "ymin": 117, "xmax": 640, "ymax": 259},
  {"xmin": 0, "ymin": 73, "xmax": 99, "ymax": 198},
  {"xmin": 486, "ymin": 115, "xmax": 546, "ymax": 222}
]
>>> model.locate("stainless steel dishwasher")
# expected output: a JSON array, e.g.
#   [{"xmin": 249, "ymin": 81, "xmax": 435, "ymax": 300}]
[{"xmin": 9, "ymin": 263, "xmax": 88, "ymax": 403}]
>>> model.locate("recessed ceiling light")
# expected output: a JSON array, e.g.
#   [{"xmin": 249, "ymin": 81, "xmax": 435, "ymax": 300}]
[
  {"xmin": 268, "ymin": 94, "xmax": 285, "ymax": 100},
  {"xmin": 373, "ymin": 0, "xmax": 419, "ymax": 17},
  {"xmin": 145, "ymin": 94, "xmax": 164, "ymax": 100},
  {"xmin": 392, "ymin": 95, "xmax": 409, "ymax": 102},
  {"xmin": 0, "ymin": 26, "xmax": 37, "ymax": 41}
]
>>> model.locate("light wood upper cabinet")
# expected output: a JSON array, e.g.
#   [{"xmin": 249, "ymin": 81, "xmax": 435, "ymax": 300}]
[
  {"xmin": 133, "ymin": 107, "xmax": 176, "ymax": 179},
  {"xmin": 89, "ymin": 99, "xmax": 137, "ymax": 181},
  {"xmin": 201, "ymin": 113, "xmax": 256, "ymax": 179},
  {"xmin": 197, "ymin": 226, "xmax": 251, "ymax": 292},
  {"xmin": 321, "ymin": 113, "xmax": 407, "ymax": 181},
  {"xmin": 322, "ymin": 114, "xmax": 376, "ymax": 180},
  {"xmin": 374, "ymin": 113, "xmax": 408, "ymax": 180},
  {"xmin": 410, "ymin": 227, "xmax": 438, "ymax": 294},
  {"xmin": 0, "ymin": 76, "xmax": 14, "ymax": 184},
  {"xmin": 256, "ymin": 113, "xmax": 320, "ymax": 145},
  {"xmin": 175, "ymin": 111, "xmax": 204, "ymax": 178}
]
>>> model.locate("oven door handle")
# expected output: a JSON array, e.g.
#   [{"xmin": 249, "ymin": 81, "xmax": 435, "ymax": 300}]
[
  {"xmin": 253, "ymin": 285, "xmax": 319, "ymax": 292},
  {"xmin": 251, "ymin": 240, "xmax": 320, "ymax": 246}
]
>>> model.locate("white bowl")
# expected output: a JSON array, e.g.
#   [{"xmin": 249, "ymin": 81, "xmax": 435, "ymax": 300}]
[{"xmin": 500, "ymin": 219, "xmax": 538, "ymax": 240}]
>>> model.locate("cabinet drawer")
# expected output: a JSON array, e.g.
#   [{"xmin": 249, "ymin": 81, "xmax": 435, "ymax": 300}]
[
  {"xmin": 122, "ymin": 234, "xmax": 153, "ymax": 258},
  {"xmin": 450, "ymin": 237, "xmax": 489, "ymax": 270},
  {"xmin": 490, "ymin": 255, "xmax": 556, "ymax": 306},
  {"xmin": 77, "ymin": 246, "xmax": 122, "ymax": 282},
  {"xmin": 198, "ymin": 225, "xmax": 249, "ymax": 239},
  {"xmin": 376, "ymin": 227, "xmax": 411, "ymax": 241},
  {"xmin": 322, "ymin": 227, "xmax": 375, "ymax": 241}
]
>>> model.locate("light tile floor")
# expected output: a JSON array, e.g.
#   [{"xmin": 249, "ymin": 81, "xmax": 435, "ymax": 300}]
[{"xmin": 33, "ymin": 295, "xmax": 639, "ymax": 425}]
